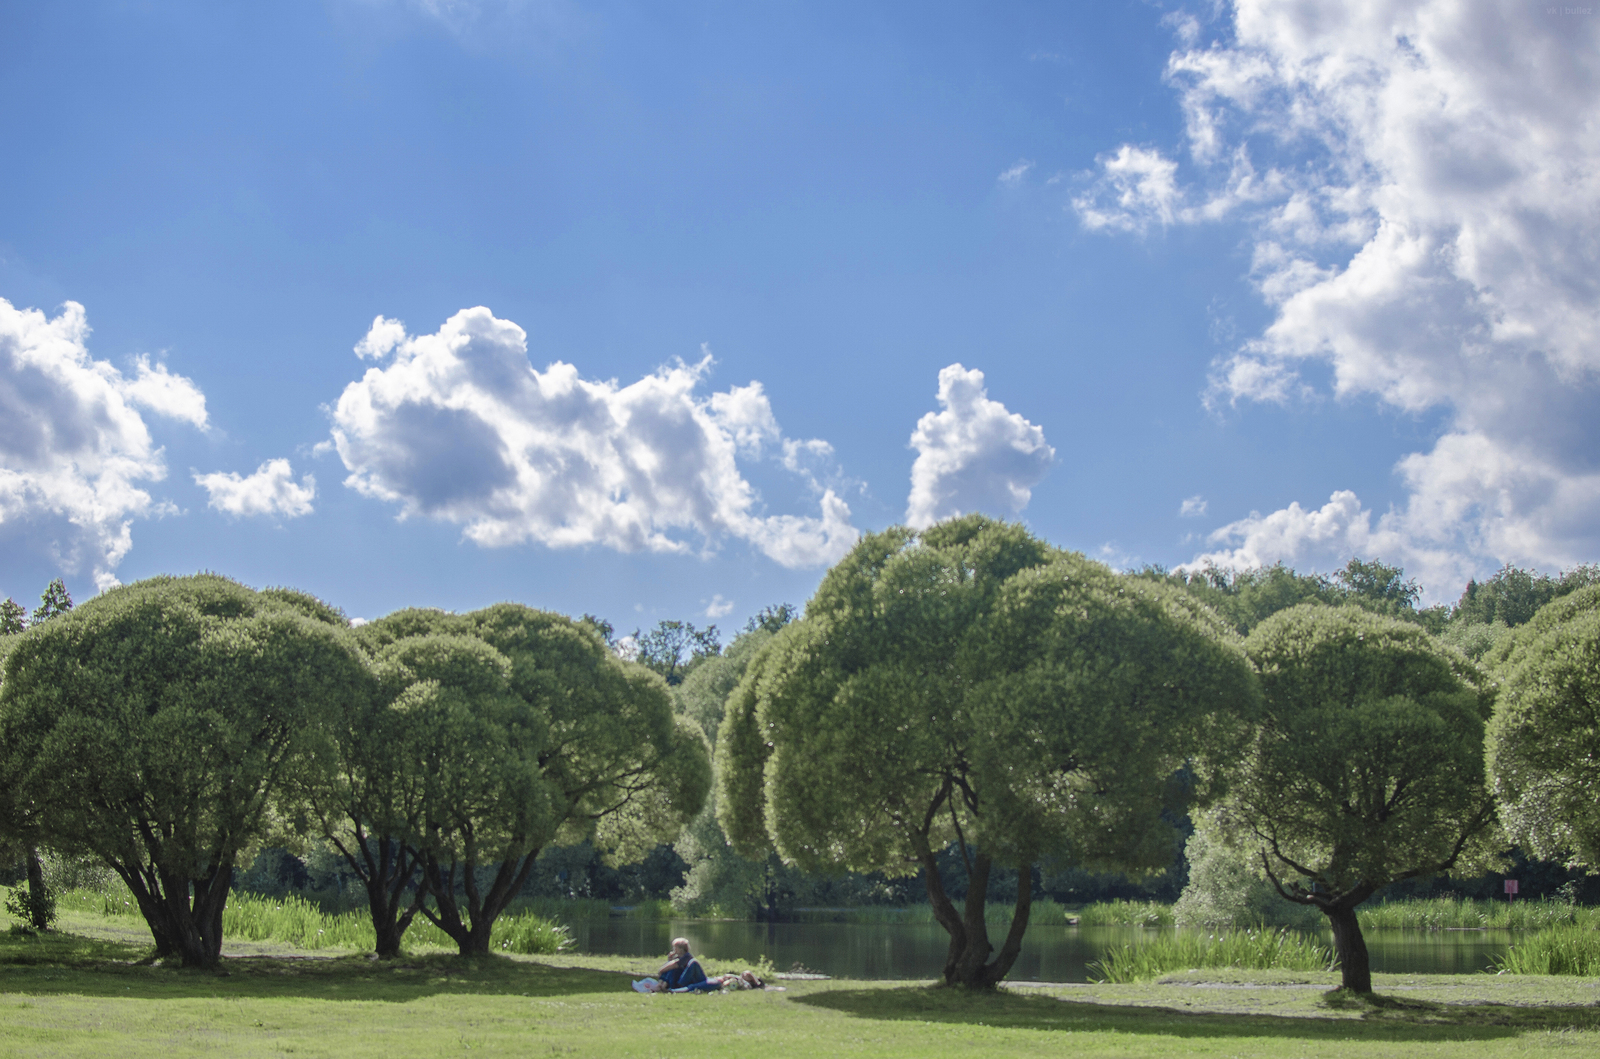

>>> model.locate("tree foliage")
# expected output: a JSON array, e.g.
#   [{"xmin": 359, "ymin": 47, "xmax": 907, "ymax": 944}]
[
  {"xmin": 322, "ymin": 604, "xmax": 712, "ymax": 957},
  {"xmin": 1208, "ymin": 605, "xmax": 1499, "ymax": 992},
  {"xmin": 717, "ymin": 516, "xmax": 1259, "ymax": 987},
  {"xmin": 629, "ymin": 620, "xmax": 721, "ymax": 685},
  {"xmin": 30, "ymin": 578, "xmax": 72, "ymax": 625},
  {"xmin": 0, "ymin": 575, "xmax": 367, "ymax": 967},
  {"xmin": 1147, "ymin": 558, "xmax": 1445, "ymax": 635},
  {"xmin": 1455, "ymin": 563, "xmax": 1600, "ymax": 628},
  {"xmin": 0, "ymin": 598, "xmax": 25, "ymax": 635},
  {"xmin": 1485, "ymin": 585, "xmax": 1600, "ymax": 870}
]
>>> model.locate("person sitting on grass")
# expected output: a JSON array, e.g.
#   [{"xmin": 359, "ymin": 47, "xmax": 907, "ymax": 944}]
[{"xmin": 632, "ymin": 938, "xmax": 713, "ymax": 993}]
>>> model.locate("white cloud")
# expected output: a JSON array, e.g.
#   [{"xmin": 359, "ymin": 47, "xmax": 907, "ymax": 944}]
[
  {"xmin": 195, "ymin": 459, "xmax": 316, "ymax": 519},
  {"xmin": 704, "ymin": 594, "xmax": 734, "ymax": 619},
  {"xmin": 906, "ymin": 364, "xmax": 1055, "ymax": 529},
  {"xmin": 354, "ymin": 315, "xmax": 408, "ymax": 360},
  {"xmin": 1180, "ymin": 495, "xmax": 1207, "ymax": 518},
  {"xmin": 328, "ymin": 308, "xmax": 858, "ymax": 567},
  {"xmin": 998, "ymin": 159, "xmax": 1033, "ymax": 187},
  {"xmin": 1084, "ymin": 1, "xmax": 1600, "ymax": 596},
  {"xmin": 0, "ymin": 298, "xmax": 206, "ymax": 590},
  {"xmin": 123, "ymin": 354, "xmax": 209, "ymax": 428}
]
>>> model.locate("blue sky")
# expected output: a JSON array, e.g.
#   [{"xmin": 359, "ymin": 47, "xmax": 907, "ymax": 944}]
[{"xmin": 3, "ymin": 0, "xmax": 1597, "ymax": 628}]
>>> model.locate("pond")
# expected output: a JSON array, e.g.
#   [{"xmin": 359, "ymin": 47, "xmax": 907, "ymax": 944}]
[{"xmin": 564, "ymin": 919, "xmax": 1513, "ymax": 981}]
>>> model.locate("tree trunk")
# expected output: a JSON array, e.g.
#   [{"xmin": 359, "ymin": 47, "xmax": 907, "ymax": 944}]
[
  {"xmin": 1323, "ymin": 900, "xmax": 1372, "ymax": 993},
  {"xmin": 919, "ymin": 845, "xmax": 1034, "ymax": 989},
  {"xmin": 342, "ymin": 836, "xmax": 421, "ymax": 959},
  {"xmin": 113, "ymin": 859, "xmax": 231, "ymax": 968},
  {"xmin": 24, "ymin": 847, "xmax": 49, "ymax": 930},
  {"xmin": 421, "ymin": 848, "xmax": 541, "ymax": 957}
]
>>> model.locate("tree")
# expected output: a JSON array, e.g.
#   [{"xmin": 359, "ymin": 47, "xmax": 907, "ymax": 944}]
[
  {"xmin": 9, "ymin": 578, "xmax": 77, "ymax": 929},
  {"xmin": 1455, "ymin": 564, "xmax": 1600, "ymax": 628},
  {"xmin": 0, "ymin": 575, "xmax": 368, "ymax": 967},
  {"xmin": 288, "ymin": 611, "xmax": 457, "ymax": 958},
  {"xmin": 743, "ymin": 603, "xmax": 797, "ymax": 636},
  {"xmin": 1209, "ymin": 605, "xmax": 1498, "ymax": 993},
  {"xmin": 717, "ymin": 516, "xmax": 1259, "ymax": 988},
  {"xmin": 343, "ymin": 605, "xmax": 711, "ymax": 957},
  {"xmin": 30, "ymin": 578, "xmax": 72, "ymax": 625},
  {"xmin": 0, "ymin": 599, "xmax": 25, "ymax": 635},
  {"xmin": 670, "ymin": 624, "xmax": 802, "ymax": 920},
  {"xmin": 1145, "ymin": 563, "xmax": 1341, "ymax": 635},
  {"xmin": 1333, "ymin": 558, "xmax": 1420, "ymax": 611},
  {"xmin": 630, "ymin": 620, "xmax": 720, "ymax": 685},
  {"xmin": 1149, "ymin": 558, "xmax": 1448, "ymax": 634},
  {"xmin": 1485, "ymin": 585, "xmax": 1600, "ymax": 870}
]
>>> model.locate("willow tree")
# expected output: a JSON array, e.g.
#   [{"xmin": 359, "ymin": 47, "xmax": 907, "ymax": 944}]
[
  {"xmin": 717, "ymin": 516, "xmax": 1259, "ymax": 988},
  {"xmin": 1209, "ymin": 605, "xmax": 1499, "ymax": 993},
  {"xmin": 0, "ymin": 575, "xmax": 367, "ymax": 967},
  {"xmin": 1486, "ymin": 585, "xmax": 1600, "ymax": 869},
  {"xmin": 318, "ymin": 604, "xmax": 711, "ymax": 958}
]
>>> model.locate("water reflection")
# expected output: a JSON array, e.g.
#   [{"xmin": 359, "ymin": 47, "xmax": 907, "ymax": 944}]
[{"xmin": 564, "ymin": 920, "xmax": 1512, "ymax": 982}]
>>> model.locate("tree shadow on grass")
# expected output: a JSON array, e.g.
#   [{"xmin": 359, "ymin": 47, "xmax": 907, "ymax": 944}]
[
  {"xmin": 0, "ymin": 929, "xmax": 634, "ymax": 1002},
  {"xmin": 794, "ymin": 986, "xmax": 1600, "ymax": 1043}
]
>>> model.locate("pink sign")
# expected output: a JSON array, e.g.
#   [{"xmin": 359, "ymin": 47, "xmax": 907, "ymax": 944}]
[{"xmin": 1504, "ymin": 879, "xmax": 1519, "ymax": 896}]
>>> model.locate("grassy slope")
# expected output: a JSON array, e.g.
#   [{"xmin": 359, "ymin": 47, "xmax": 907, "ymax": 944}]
[{"xmin": 3, "ymin": 908, "xmax": 1600, "ymax": 1058}]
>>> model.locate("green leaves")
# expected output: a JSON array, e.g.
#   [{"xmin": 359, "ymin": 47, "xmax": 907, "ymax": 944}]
[
  {"xmin": 1216, "ymin": 605, "xmax": 1498, "ymax": 900},
  {"xmin": 0, "ymin": 574, "xmax": 370, "ymax": 966},
  {"xmin": 1486, "ymin": 585, "xmax": 1600, "ymax": 868},
  {"xmin": 718, "ymin": 514, "xmax": 1260, "ymax": 879}
]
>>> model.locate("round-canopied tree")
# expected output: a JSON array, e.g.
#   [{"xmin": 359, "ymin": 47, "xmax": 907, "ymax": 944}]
[
  {"xmin": 0, "ymin": 575, "xmax": 368, "ymax": 967},
  {"xmin": 717, "ymin": 516, "xmax": 1260, "ymax": 988},
  {"xmin": 1210, "ymin": 604, "xmax": 1499, "ymax": 993},
  {"xmin": 310, "ymin": 604, "xmax": 712, "ymax": 958},
  {"xmin": 1486, "ymin": 585, "xmax": 1600, "ymax": 868}
]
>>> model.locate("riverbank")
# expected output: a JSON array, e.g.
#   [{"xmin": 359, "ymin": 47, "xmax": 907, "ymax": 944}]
[{"xmin": 3, "ymin": 921, "xmax": 1599, "ymax": 1059}]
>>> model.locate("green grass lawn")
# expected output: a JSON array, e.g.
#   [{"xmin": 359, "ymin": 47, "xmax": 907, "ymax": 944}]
[{"xmin": 4, "ymin": 905, "xmax": 1600, "ymax": 1058}]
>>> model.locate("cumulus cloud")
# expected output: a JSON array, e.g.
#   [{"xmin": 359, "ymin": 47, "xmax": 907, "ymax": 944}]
[
  {"xmin": 704, "ymin": 594, "xmax": 734, "ymax": 619},
  {"xmin": 1180, "ymin": 495, "xmax": 1207, "ymax": 518},
  {"xmin": 328, "ymin": 308, "xmax": 858, "ymax": 567},
  {"xmin": 906, "ymin": 364, "xmax": 1055, "ymax": 529},
  {"xmin": 1083, "ymin": 1, "xmax": 1600, "ymax": 597},
  {"xmin": 0, "ymin": 298, "xmax": 207, "ymax": 589},
  {"xmin": 195, "ymin": 459, "xmax": 316, "ymax": 519}
]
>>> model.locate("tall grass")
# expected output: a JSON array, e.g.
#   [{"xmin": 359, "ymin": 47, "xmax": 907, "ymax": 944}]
[
  {"xmin": 1075, "ymin": 900, "xmax": 1175, "ymax": 927},
  {"xmin": 1089, "ymin": 928, "xmax": 1333, "ymax": 983},
  {"xmin": 1357, "ymin": 897, "xmax": 1600, "ymax": 932},
  {"xmin": 1493, "ymin": 926, "xmax": 1600, "ymax": 976},
  {"xmin": 36, "ymin": 884, "xmax": 572, "ymax": 955},
  {"xmin": 220, "ymin": 893, "xmax": 574, "ymax": 955}
]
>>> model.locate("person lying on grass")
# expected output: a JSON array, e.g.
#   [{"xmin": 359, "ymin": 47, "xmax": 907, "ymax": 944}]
[
  {"xmin": 632, "ymin": 938, "xmax": 715, "ymax": 993},
  {"xmin": 631, "ymin": 941, "xmax": 768, "ymax": 993}
]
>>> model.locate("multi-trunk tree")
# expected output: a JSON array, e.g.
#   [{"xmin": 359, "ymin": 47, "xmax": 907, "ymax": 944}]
[
  {"xmin": 1206, "ymin": 604, "xmax": 1499, "ymax": 993},
  {"xmin": 306, "ymin": 604, "xmax": 712, "ymax": 958},
  {"xmin": 0, "ymin": 575, "xmax": 368, "ymax": 967},
  {"xmin": 718, "ymin": 516, "xmax": 1259, "ymax": 988}
]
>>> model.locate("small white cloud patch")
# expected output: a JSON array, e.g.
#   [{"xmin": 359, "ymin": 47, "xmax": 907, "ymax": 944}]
[
  {"xmin": 704, "ymin": 594, "xmax": 734, "ymax": 619},
  {"xmin": 906, "ymin": 364, "xmax": 1055, "ymax": 529},
  {"xmin": 195, "ymin": 459, "xmax": 316, "ymax": 519},
  {"xmin": 1180, "ymin": 495, "xmax": 1208, "ymax": 518},
  {"xmin": 997, "ymin": 159, "xmax": 1033, "ymax": 187}
]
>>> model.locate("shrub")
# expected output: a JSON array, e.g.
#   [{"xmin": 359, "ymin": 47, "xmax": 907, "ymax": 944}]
[
  {"xmin": 3, "ymin": 883, "xmax": 56, "ymax": 931},
  {"xmin": 1173, "ymin": 830, "xmax": 1321, "ymax": 931}
]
